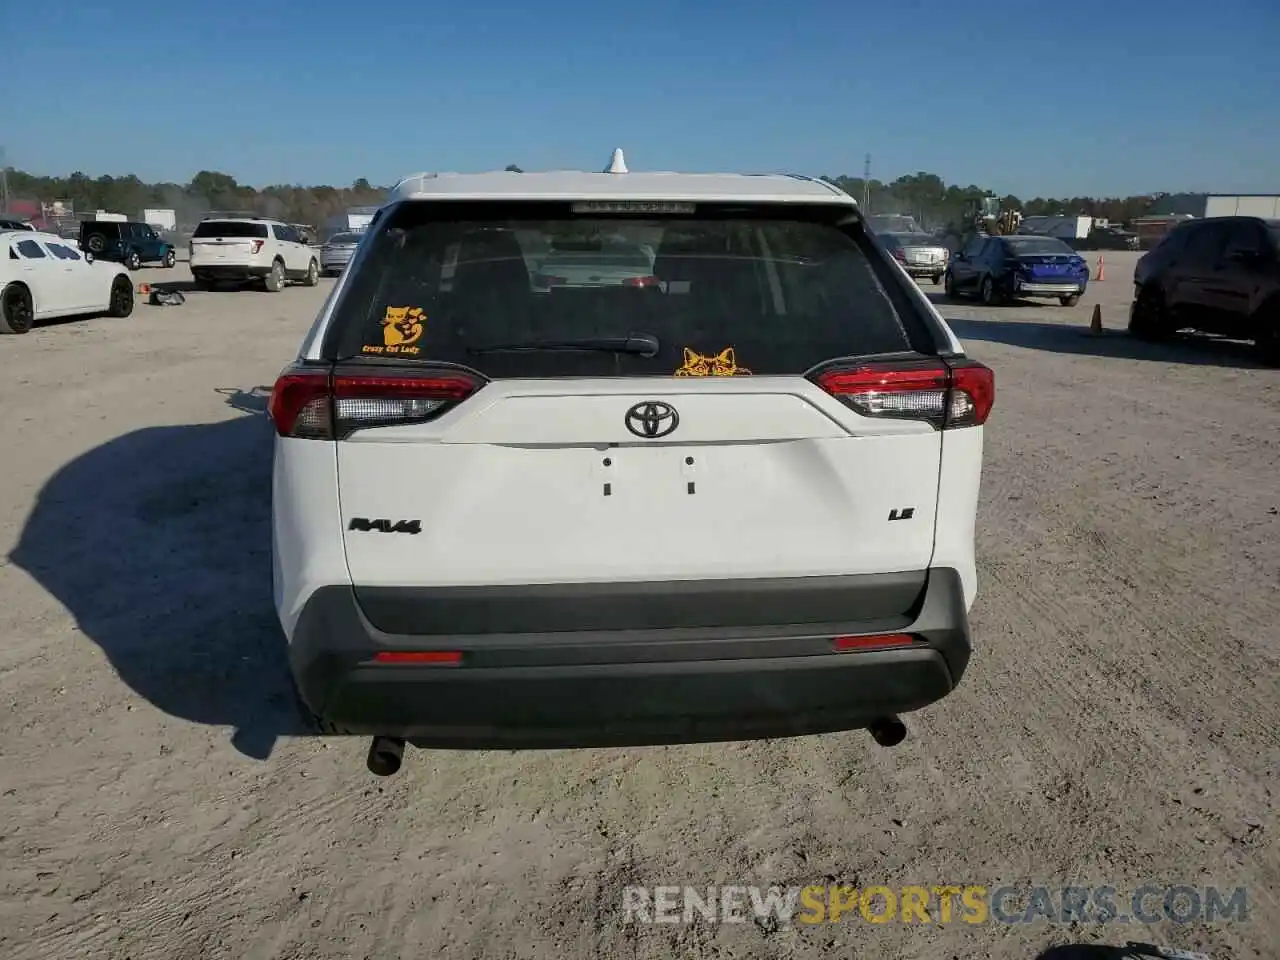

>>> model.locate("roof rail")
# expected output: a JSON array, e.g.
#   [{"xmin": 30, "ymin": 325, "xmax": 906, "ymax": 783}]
[{"xmin": 784, "ymin": 173, "xmax": 850, "ymax": 198}]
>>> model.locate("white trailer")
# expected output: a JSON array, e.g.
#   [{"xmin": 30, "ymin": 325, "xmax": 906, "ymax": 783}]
[
  {"xmin": 142, "ymin": 208, "xmax": 177, "ymax": 230},
  {"xmin": 1203, "ymin": 195, "xmax": 1280, "ymax": 218},
  {"xmin": 324, "ymin": 208, "xmax": 377, "ymax": 238},
  {"xmin": 1019, "ymin": 215, "xmax": 1092, "ymax": 241}
]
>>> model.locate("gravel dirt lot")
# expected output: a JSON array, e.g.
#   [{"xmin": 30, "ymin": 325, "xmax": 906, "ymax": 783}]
[{"xmin": 0, "ymin": 253, "xmax": 1276, "ymax": 960}]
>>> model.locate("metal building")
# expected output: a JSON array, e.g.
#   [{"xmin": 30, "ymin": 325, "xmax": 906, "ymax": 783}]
[{"xmin": 1203, "ymin": 194, "xmax": 1280, "ymax": 218}]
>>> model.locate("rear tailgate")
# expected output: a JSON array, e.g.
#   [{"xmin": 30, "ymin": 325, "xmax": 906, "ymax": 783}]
[
  {"xmin": 902, "ymin": 246, "xmax": 946, "ymax": 267},
  {"xmin": 1019, "ymin": 254, "xmax": 1076, "ymax": 279},
  {"xmin": 189, "ymin": 220, "xmax": 268, "ymax": 265},
  {"xmin": 305, "ymin": 200, "xmax": 984, "ymax": 613},
  {"xmin": 334, "ymin": 376, "xmax": 942, "ymax": 586}
]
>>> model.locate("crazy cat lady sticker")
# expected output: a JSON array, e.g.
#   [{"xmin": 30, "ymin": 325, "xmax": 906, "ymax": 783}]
[
  {"xmin": 674, "ymin": 347, "xmax": 752, "ymax": 377},
  {"xmin": 363, "ymin": 306, "xmax": 426, "ymax": 356}
]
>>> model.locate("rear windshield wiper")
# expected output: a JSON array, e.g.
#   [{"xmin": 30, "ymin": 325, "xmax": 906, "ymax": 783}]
[{"xmin": 468, "ymin": 333, "xmax": 660, "ymax": 358}]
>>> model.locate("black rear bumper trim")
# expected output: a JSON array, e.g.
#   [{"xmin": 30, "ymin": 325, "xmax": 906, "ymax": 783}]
[
  {"xmin": 288, "ymin": 567, "xmax": 971, "ymax": 748},
  {"xmin": 353, "ymin": 569, "xmax": 929, "ymax": 634}
]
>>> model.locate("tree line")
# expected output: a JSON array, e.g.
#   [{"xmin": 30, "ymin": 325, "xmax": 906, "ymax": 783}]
[
  {"xmin": 818, "ymin": 173, "xmax": 1192, "ymax": 229},
  {"xmin": 5, "ymin": 169, "xmax": 387, "ymax": 229},
  {"xmin": 5, "ymin": 165, "xmax": 1194, "ymax": 230}
]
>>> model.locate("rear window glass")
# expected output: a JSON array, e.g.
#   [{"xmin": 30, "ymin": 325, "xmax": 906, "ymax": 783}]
[
  {"xmin": 329, "ymin": 233, "xmax": 362, "ymax": 245},
  {"xmin": 869, "ymin": 216, "xmax": 919, "ymax": 233},
  {"xmin": 1001, "ymin": 236, "xmax": 1075, "ymax": 255},
  {"xmin": 48, "ymin": 243, "xmax": 80, "ymax": 260},
  {"xmin": 324, "ymin": 201, "xmax": 929, "ymax": 378},
  {"xmin": 540, "ymin": 243, "xmax": 653, "ymax": 273},
  {"xmin": 193, "ymin": 221, "xmax": 269, "ymax": 239}
]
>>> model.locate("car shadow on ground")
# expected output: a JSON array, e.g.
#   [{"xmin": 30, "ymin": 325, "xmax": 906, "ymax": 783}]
[
  {"xmin": 925, "ymin": 290, "xmax": 1053, "ymax": 309},
  {"xmin": 1034, "ymin": 944, "xmax": 1198, "ymax": 960},
  {"xmin": 944, "ymin": 317, "xmax": 1265, "ymax": 368},
  {"xmin": 923, "ymin": 291, "xmax": 1266, "ymax": 368},
  {"xmin": 144, "ymin": 279, "xmax": 206, "ymax": 294},
  {"xmin": 8, "ymin": 386, "xmax": 309, "ymax": 761},
  {"xmin": 28, "ymin": 313, "xmax": 115, "ymax": 332},
  {"xmin": 144, "ymin": 280, "xmax": 261, "ymax": 295}
]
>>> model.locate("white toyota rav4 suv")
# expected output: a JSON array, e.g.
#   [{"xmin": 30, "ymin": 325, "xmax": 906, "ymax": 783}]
[
  {"xmin": 189, "ymin": 217, "xmax": 320, "ymax": 291},
  {"xmin": 269, "ymin": 153, "xmax": 994, "ymax": 776}
]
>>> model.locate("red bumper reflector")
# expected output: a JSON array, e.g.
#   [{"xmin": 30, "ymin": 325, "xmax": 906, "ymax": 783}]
[
  {"xmin": 831, "ymin": 633, "xmax": 915, "ymax": 651},
  {"xmin": 371, "ymin": 650, "xmax": 463, "ymax": 665}
]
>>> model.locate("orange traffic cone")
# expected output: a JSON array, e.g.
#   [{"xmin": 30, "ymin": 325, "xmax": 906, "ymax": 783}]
[
  {"xmin": 136, "ymin": 282, "xmax": 152, "ymax": 296},
  {"xmin": 1095, "ymin": 255, "xmax": 1105, "ymax": 281}
]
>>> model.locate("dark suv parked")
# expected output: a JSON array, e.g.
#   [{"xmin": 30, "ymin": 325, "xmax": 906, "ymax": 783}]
[
  {"xmin": 1131, "ymin": 216, "xmax": 1280, "ymax": 362},
  {"xmin": 79, "ymin": 220, "xmax": 177, "ymax": 270}
]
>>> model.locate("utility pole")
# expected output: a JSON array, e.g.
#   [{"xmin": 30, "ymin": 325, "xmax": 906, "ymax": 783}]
[
  {"xmin": 862, "ymin": 153, "xmax": 871, "ymax": 213},
  {"xmin": 0, "ymin": 146, "xmax": 9, "ymax": 215}
]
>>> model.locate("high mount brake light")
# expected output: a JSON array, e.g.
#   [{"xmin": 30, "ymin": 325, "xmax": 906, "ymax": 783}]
[
  {"xmin": 832, "ymin": 633, "xmax": 915, "ymax": 651},
  {"xmin": 813, "ymin": 359, "xmax": 994, "ymax": 429},
  {"xmin": 267, "ymin": 367, "xmax": 484, "ymax": 440},
  {"xmin": 623, "ymin": 275, "xmax": 660, "ymax": 287},
  {"xmin": 371, "ymin": 650, "xmax": 463, "ymax": 665}
]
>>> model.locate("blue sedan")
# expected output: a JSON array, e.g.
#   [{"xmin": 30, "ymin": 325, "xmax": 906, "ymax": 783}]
[{"xmin": 944, "ymin": 234, "xmax": 1090, "ymax": 306}]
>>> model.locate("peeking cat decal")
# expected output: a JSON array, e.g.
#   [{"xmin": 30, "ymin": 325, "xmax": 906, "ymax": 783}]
[{"xmin": 673, "ymin": 347, "xmax": 752, "ymax": 377}]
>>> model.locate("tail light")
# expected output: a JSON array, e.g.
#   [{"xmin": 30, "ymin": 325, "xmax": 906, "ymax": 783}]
[
  {"xmin": 370, "ymin": 650, "xmax": 463, "ymax": 665},
  {"xmin": 249, "ymin": 239, "xmax": 266, "ymax": 254},
  {"xmin": 812, "ymin": 358, "xmax": 994, "ymax": 429},
  {"xmin": 623, "ymin": 275, "xmax": 660, "ymax": 288},
  {"xmin": 268, "ymin": 366, "xmax": 485, "ymax": 440},
  {"xmin": 832, "ymin": 633, "xmax": 915, "ymax": 651},
  {"xmin": 892, "ymin": 248, "xmax": 907, "ymax": 262}
]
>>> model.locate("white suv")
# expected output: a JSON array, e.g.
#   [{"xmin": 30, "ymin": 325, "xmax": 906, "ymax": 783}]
[
  {"xmin": 189, "ymin": 217, "xmax": 320, "ymax": 291},
  {"xmin": 268, "ymin": 153, "xmax": 994, "ymax": 776}
]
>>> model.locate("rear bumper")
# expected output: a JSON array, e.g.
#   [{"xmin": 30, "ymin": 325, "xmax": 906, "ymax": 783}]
[
  {"xmin": 287, "ymin": 568, "xmax": 972, "ymax": 748},
  {"xmin": 904, "ymin": 263, "xmax": 946, "ymax": 277},
  {"xmin": 191, "ymin": 263, "xmax": 271, "ymax": 279},
  {"xmin": 1012, "ymin": 277, "xmax": 1086, "ymax": 296}
]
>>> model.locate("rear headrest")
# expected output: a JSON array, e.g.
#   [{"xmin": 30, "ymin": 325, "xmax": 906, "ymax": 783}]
[
  {"xmin": 652, "ymin": 229, "xmax": 739, "ymax": 288},
  {"xmin": 452, "ymin": 229, "xmax": 529, "ymax": 293},
  {"xmin": 457, "ymin": 228, "xmax": 524, "ymax": 263}
]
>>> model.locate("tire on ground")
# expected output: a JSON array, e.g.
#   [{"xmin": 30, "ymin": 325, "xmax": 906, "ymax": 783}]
[{"xmin": 0, "ymin": 283, "xmax": 35, "ymax": 334}]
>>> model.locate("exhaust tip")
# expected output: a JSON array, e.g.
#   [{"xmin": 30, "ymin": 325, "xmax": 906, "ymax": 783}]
[
  {"xmin": 868, "ymin": 716, "xmax": 907, "ymax": 748},
  {"xmin": 367, "ymin": 736, "xmax": 405, "ymax": 776}
]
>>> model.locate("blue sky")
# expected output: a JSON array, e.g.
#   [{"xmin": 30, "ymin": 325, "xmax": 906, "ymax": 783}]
[{"xmin": 3, "ymin": 0, "xmax": 1278, "ymax": 198}]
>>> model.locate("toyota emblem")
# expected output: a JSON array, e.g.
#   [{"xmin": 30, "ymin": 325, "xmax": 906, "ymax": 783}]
[{"xmin": 624, "ymin": 401, "xmax": 679, "ymax": 439}]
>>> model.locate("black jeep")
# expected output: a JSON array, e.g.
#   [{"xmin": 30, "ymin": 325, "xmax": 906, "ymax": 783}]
[{"xmin": 79, "ymin": 220, "xmax": 177, "ymax": 270}]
